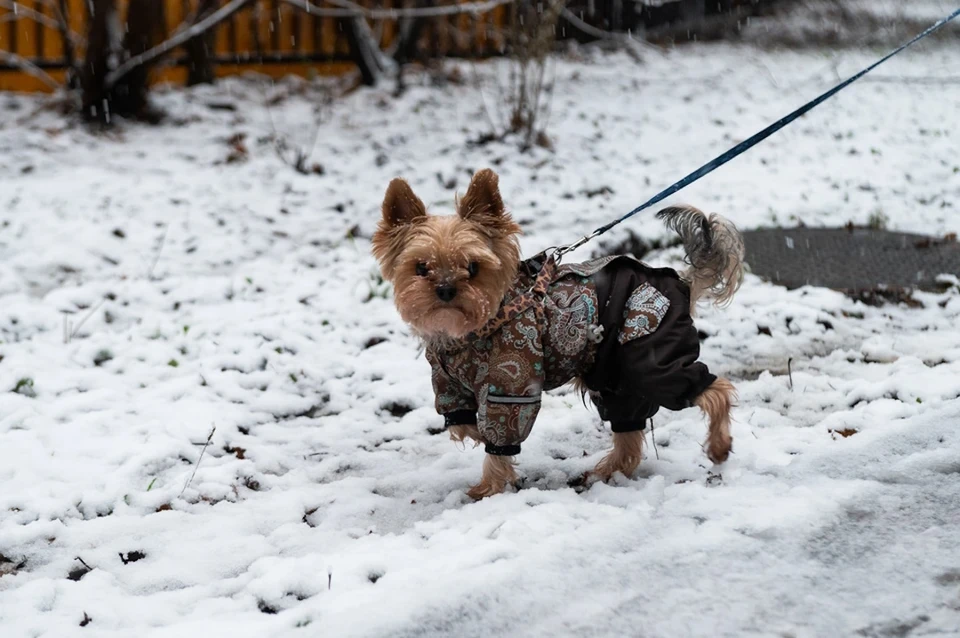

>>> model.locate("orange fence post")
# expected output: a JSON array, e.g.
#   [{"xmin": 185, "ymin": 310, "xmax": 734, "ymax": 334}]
[{"xmin": 1, "ymin": 0, "xmax": 507, "ymax": 92}]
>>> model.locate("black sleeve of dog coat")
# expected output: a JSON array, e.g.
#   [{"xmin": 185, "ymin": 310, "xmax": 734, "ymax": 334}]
[{"xmin": 618, "ymin": 277, "xmax": 716, "ymax": 411}]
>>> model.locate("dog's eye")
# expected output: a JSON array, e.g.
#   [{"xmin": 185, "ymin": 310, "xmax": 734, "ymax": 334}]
[
  {"xmin": 467, "ymin": 262, "xmax": 479, "ymax": 278},
  {"xmin": 415, "ymin": 262, "xmax": 429, "ymax": 277}
]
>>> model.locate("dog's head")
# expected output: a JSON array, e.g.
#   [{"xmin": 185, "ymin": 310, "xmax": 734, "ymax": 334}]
[{"xmin": 371, "ymin": 169, "xmax": 522, "ymax": 339}]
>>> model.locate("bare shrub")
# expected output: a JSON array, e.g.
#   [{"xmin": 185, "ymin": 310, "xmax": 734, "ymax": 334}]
[
  {"xmin": 487, "ymin": 0, "xmax": 564, "ymax": 150},
  {"xmin": 263, "ymin": 78, "xmax": 339, "ymax": 175}
]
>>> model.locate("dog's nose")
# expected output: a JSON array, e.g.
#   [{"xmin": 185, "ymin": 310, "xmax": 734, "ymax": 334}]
[{"xmin": 435, "ymin": 285, "xmax": 457, "ymax": 302}]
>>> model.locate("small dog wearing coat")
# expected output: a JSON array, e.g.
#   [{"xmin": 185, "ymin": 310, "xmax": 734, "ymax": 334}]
[{"xmin": 372, "ymin": 169, "xmax": 745, "ymax": 499}]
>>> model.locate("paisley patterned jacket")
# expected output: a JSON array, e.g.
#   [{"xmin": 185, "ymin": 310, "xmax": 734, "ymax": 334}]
[{"xmin": 426, "ymin": 253, "xmax": 714, "ymax": 456}]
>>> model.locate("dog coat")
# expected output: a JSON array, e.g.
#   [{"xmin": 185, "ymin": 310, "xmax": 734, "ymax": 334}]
[{"xmin": 426, "ymin": 253, "xmax": 716, "ymax": 456}]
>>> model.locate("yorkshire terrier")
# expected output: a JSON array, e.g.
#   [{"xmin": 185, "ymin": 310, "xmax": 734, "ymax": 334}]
[{"xmin": 372, "ymin": 169, "xmax": 745, "ymax": 499}]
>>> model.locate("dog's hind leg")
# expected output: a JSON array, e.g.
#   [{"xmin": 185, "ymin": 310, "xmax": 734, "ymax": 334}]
[
  {"xmin": 695, "ymin": 377, "xmax": 736, "ymax": 463},
  {"xmin": 591, "ymin": 431, "xmax": 645, "ymax": 482}
]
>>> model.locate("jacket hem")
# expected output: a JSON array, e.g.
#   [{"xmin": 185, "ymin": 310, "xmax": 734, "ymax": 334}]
[
  {"xmin": 484, "ymin": 444, "xmax": 521, "ymax": 456},
  {"xmin": 444, "ymin": 410, "xmax": 478, "ymax": 427}
]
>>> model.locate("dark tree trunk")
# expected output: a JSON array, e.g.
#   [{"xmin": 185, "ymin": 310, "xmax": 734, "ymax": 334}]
[
  {"xmin": 81, "ymin": 0, "xmax": 166, "ymax": 123},
  {"xmin": 186, "ymin": 0, "xmax": 219, "ymax": 86},
  {"xmin": 394, "ymin": 0, "xmax": 434, "ymax": 65},
  {"xmin": 679, "ymin": 0, "xmax": 706, "ymax": 22},
  {"xmin": 56, "ymin": 0, "xmax": 79, "ymax": 89},
  {"xmin": 118, "ymin": 0, "xmax": 167, "ymax": 118},
  {"xmin": 608, "ymin": 0, "xmax": 622, "ymax": 31},
  {"xmin": 343, "ymin": 17, "xmax": 381, "ymax": 87},
  {"xmin": 81, "ymin": 0, "xmax": 120, "ymax": 122},
  {"xmin": 393, "ymin": 0, "xmax": 433, "ymax": 95}
]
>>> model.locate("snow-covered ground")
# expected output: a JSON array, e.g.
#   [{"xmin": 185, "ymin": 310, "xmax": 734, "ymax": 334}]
[{"xmin": 2, "ymin": 23, "xmax": 960, "ymax": 638}]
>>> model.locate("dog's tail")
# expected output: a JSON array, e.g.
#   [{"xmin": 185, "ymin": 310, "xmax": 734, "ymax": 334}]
[{"xmin": 656, "ymin": 205, "xmax": 745, "ymax": 312}]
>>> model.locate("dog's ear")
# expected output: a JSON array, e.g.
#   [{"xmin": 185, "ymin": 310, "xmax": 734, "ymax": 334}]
[
  {"xmin": 457, "ymin": 169, "xmax": 511, "ymax": 231},
  {"xmin": 381, "ymin": 178, "xmax": 427, "ymax": 228}
]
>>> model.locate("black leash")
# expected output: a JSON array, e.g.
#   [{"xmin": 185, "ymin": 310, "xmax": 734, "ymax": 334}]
[{"xmin": 554, "ymin": 7, "xmax": 960, "ymax": 259}]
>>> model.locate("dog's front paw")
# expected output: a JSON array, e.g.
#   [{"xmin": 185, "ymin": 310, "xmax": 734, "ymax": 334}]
[
  {"xmin": 466, "ymin": 454, "xmax": 518, "ymax": 500},
  {"xmin": 466, "ymin": 481, "xmax": 507, "ymax": 500}
]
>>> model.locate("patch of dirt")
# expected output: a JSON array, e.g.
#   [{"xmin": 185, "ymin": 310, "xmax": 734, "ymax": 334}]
[
  {"xmin": 364, "ymin": 336, "xmax": 388, "ymax": 349},
  {"xmin": 831, "ymin": 428, "xmax": 859, "ymax": 439},
  {"xmin": 0, "ymin": 552, "xmax": 25, "ymax": 577},
  {"xmin": 382, "ymin": 401, "xmax": 415, "ymax": 418},
  {"xmin": 851, "ymin": 288, "xmax": 922, "ymax": 309},
  {"xmin": 119, "ymin": 551, "xmax": 146, "ymax": 565},
  {"xmin": 67, "ymin": 558, "xmax": 93, "ymax": 581},
  {"xmin": 224, "ymin": 445, "xmax": 246, "ymax": 460},
  {"xmin": 855, "ymin": 613, "xmax": 930, "ymax": 638},
  {"xmin": 934, "ymin": 569, "xmax": 960, "ymax": 586}
]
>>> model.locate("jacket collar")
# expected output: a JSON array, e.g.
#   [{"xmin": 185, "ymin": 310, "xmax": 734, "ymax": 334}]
[{"xmin": 468, "ymin": 253, "xmax": 557, "ymax": 340}]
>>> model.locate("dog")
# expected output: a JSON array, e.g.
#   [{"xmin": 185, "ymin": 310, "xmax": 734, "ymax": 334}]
[{"xmin": 372, "ymin": 168, "xmax": 745, "ymax": 499}]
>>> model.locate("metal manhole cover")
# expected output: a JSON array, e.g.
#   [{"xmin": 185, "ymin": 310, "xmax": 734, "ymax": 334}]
[{"xmin": 742, "ymin": 227, "xmax": 960, "ymax": 292}]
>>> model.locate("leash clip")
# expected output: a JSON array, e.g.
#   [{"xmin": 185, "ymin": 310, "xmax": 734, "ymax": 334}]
[{"xmin": 553, "ymin": 230, "xmax": 602, "ymax": 261}]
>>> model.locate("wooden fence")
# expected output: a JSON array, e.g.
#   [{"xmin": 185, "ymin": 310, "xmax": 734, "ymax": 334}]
[
  {"xmin": 0, "ymin": 0, "xmax": 768, "ymax": 92},
  {"xmin": 0, "ymin": 0, "xmax": 510, "ymax": 92}
]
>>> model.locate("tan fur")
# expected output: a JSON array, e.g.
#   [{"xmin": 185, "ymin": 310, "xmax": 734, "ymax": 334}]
[
  {"xmin": 467, "ymin": 454, "xmax": 518, "ymax": 500},
  {"xmin": 571, "ymin": 377, "xmax": 594, "ymax": 407},
  {"xmin": 685, "ymin": 213, "xmax": 744, "ymax": 313},
  {"xmin": 371, "ymin": 170, "xmax": 521, "ymax": 340},
  {"xmin": 591, "ymin": 431, "xmax": 645, "ymax": 481},
  {"xmin": 695, "ymin": 377, "xmax": 736, "ymax": 463},
  {"xmin": 456, "ymin": 169, "xmax": 517, "ymax": 236},
  {"xmin": 371, "ymin": 178, "xmax": 429, "ymax": 279},
  {"xmin": 656, "ymin": 205, "xmax": 745, "ymax": 314},
  {"xmin": 448, "ymin": 424, "xmax": 483, "ymax": 447}
]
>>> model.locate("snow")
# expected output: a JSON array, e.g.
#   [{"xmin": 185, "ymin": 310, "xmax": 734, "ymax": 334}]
[{"xmin": 2, "ymin": 20, "xmax": 960, "ymax": 638}]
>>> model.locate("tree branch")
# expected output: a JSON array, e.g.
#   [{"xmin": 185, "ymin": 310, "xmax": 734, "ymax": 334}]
[
  {"xmin": 282, "ymin": 0, "xmax": 516, "ymax": 20},
  {"xmin": 642, "ymin": 5, "xmax": 757, "ymax": 43},
  {"xmin": 560, "ymin": 7, "xmax": 661, "ymax": 58},
  {"xmin": 0, "ymin": 50, "xmax": 61, "ymax": 90},
  {"xmin": 104, "ymin": 0, "xmax": 253, "ymax": 89},
  {"xmin": 55, "ymin": 0, "xmax": 80, "ymax": 88},
  {"xmin": 0, "ymin": 0, "xmax": 82, "ymax": 43}
]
